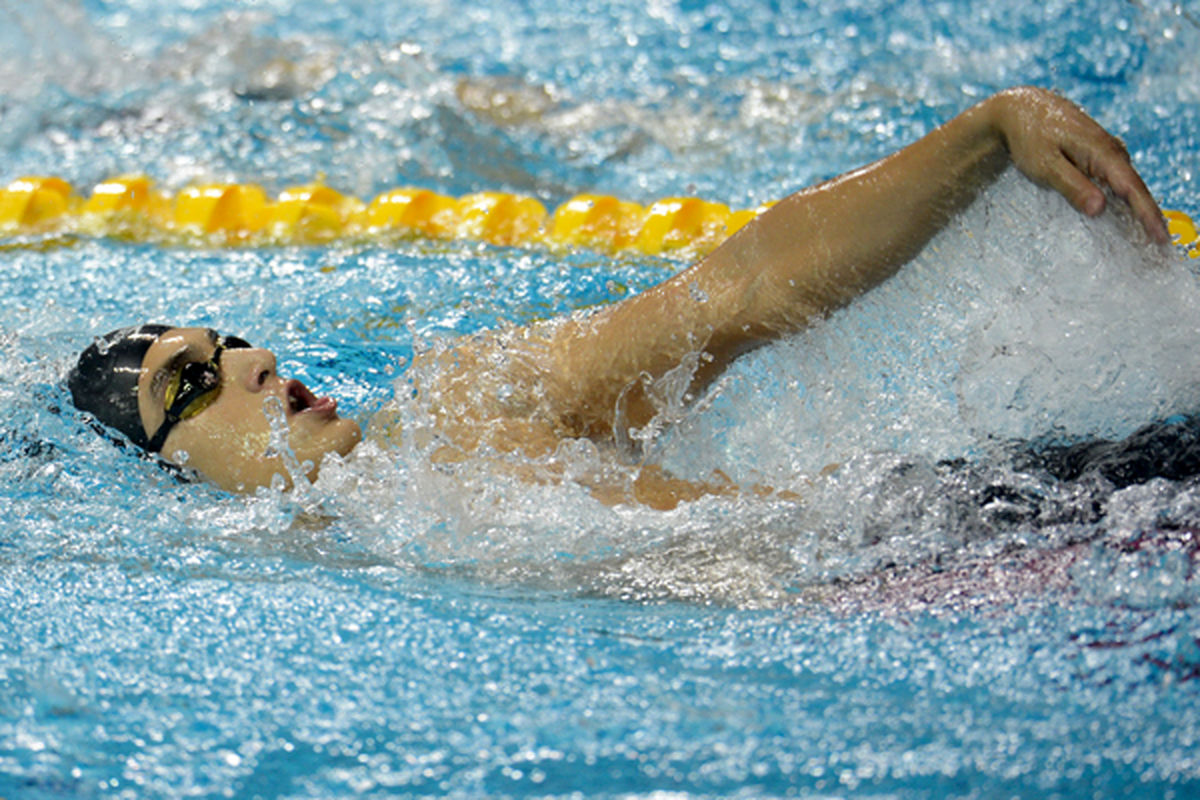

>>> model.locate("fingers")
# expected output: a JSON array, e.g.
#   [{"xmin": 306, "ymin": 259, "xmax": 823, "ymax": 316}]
[
  {"xmin": 999, "ymin": 88, "xmax": 1170, "ymax": 244},
  {"xmin": 1067, "ymin": 136, "xmax": 1170, "ymax": 244},
  {"xmin": 1090, "ymin": 148, "xmax": 1170, "ymax": 244},
  {"xmin": 1044, "ymin": 150, "xmax": 1108, "ymax": 218},
  {"xmin": 1067, "ymin": 111, "xmax": 1169, "ymax": 243}
]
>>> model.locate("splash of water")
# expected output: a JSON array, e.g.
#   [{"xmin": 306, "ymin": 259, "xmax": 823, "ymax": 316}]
[
  {"xmin": 304, "ymin": 171, "xmax": 1200, "ymax": 606},
  {"xmin": 657, "ymin": 171, "xmax": 1199, "ymax": 482}
]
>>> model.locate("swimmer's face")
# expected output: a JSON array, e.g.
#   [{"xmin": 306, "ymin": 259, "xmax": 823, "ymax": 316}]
[{"xmin": 135, "ymin": 327, "xmax": 362, "ymax": 492}]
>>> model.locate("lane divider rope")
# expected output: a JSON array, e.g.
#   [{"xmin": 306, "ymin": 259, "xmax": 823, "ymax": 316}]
[{"xmin": 0, "ymin": 174, "xmax": 1196, "ymax": 259}]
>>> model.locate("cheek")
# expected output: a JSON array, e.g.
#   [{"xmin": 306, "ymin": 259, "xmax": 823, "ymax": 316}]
[
  {"xmin": 166, "ymin": 401, "xmax": 363, "ymax": 491},
  {"xmin": 165, "ymin": 406, "xmax": 281, "ymax": 489},
  {"xmin": 196, "ymin": 407, "xmax": 274, "ymax": 456}
]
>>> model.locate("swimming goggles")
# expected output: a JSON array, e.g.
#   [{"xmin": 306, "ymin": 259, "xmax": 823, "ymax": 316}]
[{"xmin": 146, "ymin": 333, "xmax": 252, "ymax": 453}]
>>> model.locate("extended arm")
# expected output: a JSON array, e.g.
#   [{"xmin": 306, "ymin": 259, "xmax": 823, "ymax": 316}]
[{"xmin": 542, "ymin": 87, "xmax": 1168, "ymax": 437}]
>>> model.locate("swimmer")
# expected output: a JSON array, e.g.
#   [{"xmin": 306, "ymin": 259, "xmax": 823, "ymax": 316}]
[{"xmin": 68, "ymin": 87, "xmax": 1171, "ymax": 507}]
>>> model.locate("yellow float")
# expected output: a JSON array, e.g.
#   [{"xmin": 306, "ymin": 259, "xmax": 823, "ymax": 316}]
[
  {"xmin": 174, "ymin": 183, "xmax": 270, "ymax": 237},
  {"xmin": 366, "ymin": 188, "xmax": 457, "ymax": 239},
  {"xmin": 0, "ymin": 176, "xmax": 76, "ymax": 229}
]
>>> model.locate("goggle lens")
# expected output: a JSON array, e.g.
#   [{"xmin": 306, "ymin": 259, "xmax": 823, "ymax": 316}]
[
  {"xmin": 147, "ymin": 333, "xmax": 252, "ymax": 452},
  {"xmin": 164, "ymin": 359, "xmax": 222, "ymax": 421}
]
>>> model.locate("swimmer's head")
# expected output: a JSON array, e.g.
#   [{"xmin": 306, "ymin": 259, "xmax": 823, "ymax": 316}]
[
  {"xmin": 69, "ymin": 324, "xmax": 171, "ymax": 452},
  {"xmin": 69, "ymin": 325, "xmax": 362, "ymax": 491}
]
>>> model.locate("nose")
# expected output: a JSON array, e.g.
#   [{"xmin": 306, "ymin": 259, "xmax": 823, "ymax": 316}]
[{"xmin": 223, "ymin": 347, "xmax": 280, "ymax": 393}]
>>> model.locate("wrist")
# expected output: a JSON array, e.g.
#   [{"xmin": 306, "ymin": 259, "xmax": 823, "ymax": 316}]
[{"xmin": 974, "ymin": 89, "xmax": 1019, "ymax": 153}]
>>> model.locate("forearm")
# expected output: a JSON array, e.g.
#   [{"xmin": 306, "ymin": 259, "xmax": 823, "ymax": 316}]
[
  {"xmin": 697, "ymin": 95, "xmax": 1008, "ymax": 330},
  {"xmin": 680, "ymin": 85, "xmax": 1165, "ymax": 343},
  {"xmin": 545, "ymin": 86, "xmax": 1168, "ymax": 438},
  {"xmin": 547, "ymin": 93, "xmax": 1012, "ymax": 432}
]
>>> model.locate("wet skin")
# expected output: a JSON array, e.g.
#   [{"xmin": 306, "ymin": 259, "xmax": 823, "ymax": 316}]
[
  {"xmin": 119, "ymin": 88, "xmax": 1170, "ymax": 501},
  {"xmin": 135, "ymin": 327, "xmax": 361, "ymax": 492}
]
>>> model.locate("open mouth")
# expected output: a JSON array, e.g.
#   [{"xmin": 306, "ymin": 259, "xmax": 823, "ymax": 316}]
[{"xmin": 285, "ymin": 379, "xmax": 336, "ymax": 417}]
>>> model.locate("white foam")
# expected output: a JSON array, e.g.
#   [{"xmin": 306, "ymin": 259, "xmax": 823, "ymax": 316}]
[
  {"xmin": 316, "ymin": 171, "xmax": 1200, "ymax": 604},
  {"xmin": 656, "ymin": 169, "xmax": 1199, "ymax": 481}
]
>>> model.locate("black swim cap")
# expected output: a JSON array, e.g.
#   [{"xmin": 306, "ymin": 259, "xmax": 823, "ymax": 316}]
[{"xmin": 68, "ymin": 324, "xmax": 172, "ymax": 451}]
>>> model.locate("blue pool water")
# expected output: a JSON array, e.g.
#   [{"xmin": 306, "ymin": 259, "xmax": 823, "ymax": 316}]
[{"xmin": 2, "ymin": 0, "xmax": 1200, "ymax": 797}]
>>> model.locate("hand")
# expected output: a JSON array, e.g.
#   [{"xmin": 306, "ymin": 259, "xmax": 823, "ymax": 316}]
[{"xmin": 985, "ymin": 86, "xmax": 1169, "ymax": 244}]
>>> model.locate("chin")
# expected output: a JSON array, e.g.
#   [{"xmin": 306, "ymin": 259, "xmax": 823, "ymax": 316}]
[
  {"xmin": 326, "ymin": 417, "xmax": 364, "ymax": 457},
  {"xmin": 291, "ymin": 417, "xmax": 364, "ymax": 480}
]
